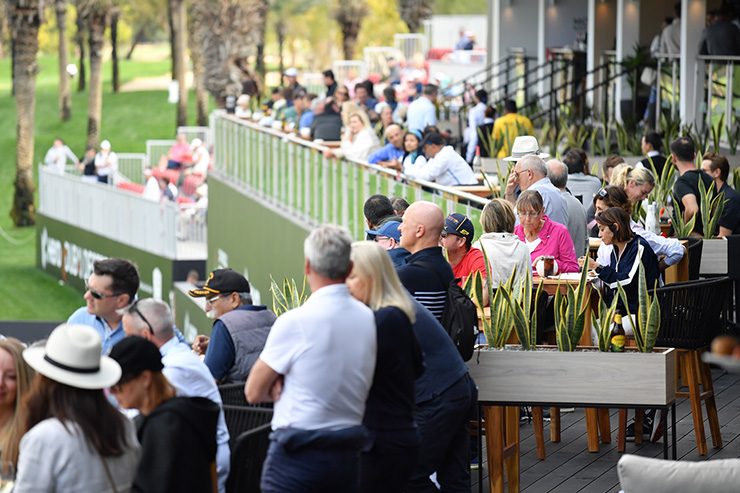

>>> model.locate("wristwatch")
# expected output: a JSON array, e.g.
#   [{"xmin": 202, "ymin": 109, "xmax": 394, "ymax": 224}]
[{"xmin": 595, "ymin": 265, "xmax": 604, "ymax": 274}]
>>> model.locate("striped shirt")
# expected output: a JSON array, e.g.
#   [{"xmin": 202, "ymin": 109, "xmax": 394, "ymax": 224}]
[{"xmin": 396, "ymin": 247, "xmax": 453, "ymax": 320}]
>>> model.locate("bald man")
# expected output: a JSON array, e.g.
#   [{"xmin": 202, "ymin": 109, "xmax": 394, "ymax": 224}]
[
  {"xmin": 368, "ymin": 124, "xmax": 405, "ymax": 167},
  {"xmin": 396, "ymin": 201, "xmax": 453, "ymax": 321}
]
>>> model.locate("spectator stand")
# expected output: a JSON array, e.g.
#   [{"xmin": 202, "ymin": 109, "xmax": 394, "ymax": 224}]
[
  {"xmin": 177, "ymin": 125, "xmax": 213, "ymax": 150},
  {"xmin": 363, "ymin": 47, "xmax": 400, "ymax": 80},
  {"xmin": 394, "ymin": 33, "xmax": 428, "ymax": 63},
  {"xmin": 301, "ymin": 73, "xmax": 325, "ymax": 96},
  {"xmin": 146, "ymin": 139, "xmax": 177, "ymax": 171},
  {"xmin": 332, "ymin": 60, "xmax": 368, "ymax": 88},
  {"xmin": 116, "ymin": 153, "xmax": 147, "ymax": 184}
]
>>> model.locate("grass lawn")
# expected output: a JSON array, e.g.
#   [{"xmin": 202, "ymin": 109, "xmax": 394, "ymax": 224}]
[{"xmin": 0, "ymin": 49, "xmax": 213, "ymax": 321}]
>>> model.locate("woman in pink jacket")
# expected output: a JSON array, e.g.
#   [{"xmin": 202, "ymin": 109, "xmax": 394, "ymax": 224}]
[{"xmin": 514, "ymin": 190, "xmax": 579, "ymax": 273}]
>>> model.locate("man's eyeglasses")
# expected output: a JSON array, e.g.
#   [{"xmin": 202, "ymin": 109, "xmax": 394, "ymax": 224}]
[
  {"xmin": 205, "ymin": 294, "xmax": 223, "ymax": 305},
  {"xmin": 86, "ymin": 282, "xmax": 121, "ymax": 300},
  {"xmin": 130, "ymin": 299, "xmax": 155, "ymax": 336},
  {"xmin": 517, "ymin": 211, "xmax": 541, "ymax": 218},
  {"xmin": 512, "ymin": 169, "xmax": 531, "ymax": 180}
]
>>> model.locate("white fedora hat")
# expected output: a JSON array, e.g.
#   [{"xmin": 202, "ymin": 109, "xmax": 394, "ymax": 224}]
[
  {"xmin": 23, "ymin": 324, "xmax": 121, "ymax": 390},
  {"xmin": 504, "ymin": 135, "xmax": 549, "ymax": 162}
]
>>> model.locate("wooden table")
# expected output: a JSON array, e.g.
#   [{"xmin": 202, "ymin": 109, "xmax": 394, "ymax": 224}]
[{"xmin": 454, "ymin": 184, "xmax": 499, "ymax": 198}]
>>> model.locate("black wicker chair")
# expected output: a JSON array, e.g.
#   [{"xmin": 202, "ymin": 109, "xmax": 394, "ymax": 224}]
[
  {"xmin": 222, "ymin": 405, "xmax": 273, "ymax": 450},
  {"xmin": 225, "ymin": 423, "xmax": 272, "ymax": 493},
  {"xmin": 652, "ymin": 276, "xmax": 731, "ymax": 454},
  {"xmin": 218, "ymin": 382, "xmax": 249, "ymax": 407}
]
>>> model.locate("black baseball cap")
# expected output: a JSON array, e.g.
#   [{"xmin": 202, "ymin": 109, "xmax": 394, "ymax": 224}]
[
  {"xmin": 109, "ymin": 336, "xmax": 164, "ymax": 380},
  {"xmin": 188, "ymin": 268, "xmax": 250, "ymax": 297}
]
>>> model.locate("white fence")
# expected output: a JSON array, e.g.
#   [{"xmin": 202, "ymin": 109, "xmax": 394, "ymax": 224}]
[
  {"xmin": 395, "ymin": 33, "xmax": 428, "ymax": 62},
  {"xmin": 39, "ymin": 166, "xmax": 179, "ymax": 258},
  {"xmin": 211, "ymin": 112, "xmax": 487, "ymax": 241},
  {"xmin": 117, "ymin": 153, "xmax": 147, "ymax": 183}
]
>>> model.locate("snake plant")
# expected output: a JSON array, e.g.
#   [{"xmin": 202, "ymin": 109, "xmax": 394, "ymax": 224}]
[
  {"xmin": 646, "ymin": 154, "xmax": 675, "ymax": 214},
  {"xmin": 670, "ymin": 192, "xmax": 697, "ymax": 238},
  {"xmin": 553, "ymin": 266, "xmax": 590, "ymax": 351},
  {"xmin": 592, "ymin": 290, "xmax": 621, "ymax": 352},
  {"xmin": 471, "ymin": 268, "xmax": 514, "ymax": 348},
  {"xmin": 617, "ymin": 261, "xmax": 661, "ymax": 353},
  {"xmin": 269, "ymin": 275, "xmax": 308, "ymax": 316},
  {"xmin": 698, "ymin": 179, "xmax": 727, "ymax": 239}
]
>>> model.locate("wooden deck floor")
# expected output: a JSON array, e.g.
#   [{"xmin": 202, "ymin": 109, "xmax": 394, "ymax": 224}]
[{"xmin": 471, "ymin": 368, "xmax": 740, "ymax": 492}]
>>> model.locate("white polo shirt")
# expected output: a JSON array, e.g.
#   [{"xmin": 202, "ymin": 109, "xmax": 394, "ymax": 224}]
[{"xmin": 259, "ymin": 283, "xmax": 377, "ymax": 431}]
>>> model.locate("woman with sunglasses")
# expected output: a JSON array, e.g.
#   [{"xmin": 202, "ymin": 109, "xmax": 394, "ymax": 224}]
[
  {"xmin": 592, "ymin": 186, "xmax": 683, "ymax": 273},
  {"xmin": 15, "ymin": 324, "xmax": 140, "ymax": 492},
  {"xmin": 109, "ymin": 336, "xmax": 220, "ymax": 493},
  {"xmin": 346, "ymin": 242, "xmax": 424, "ymax": 493},
  {"xmin": 514, "ymin": 190, "xmax": 579, "ymax": 274}
]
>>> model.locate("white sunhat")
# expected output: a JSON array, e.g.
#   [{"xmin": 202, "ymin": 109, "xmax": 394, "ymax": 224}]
[
  {"xmin": 23, "ymin": 324, "xmax": 122, "ymax": 390},
  {"xmin": 100, "ymin": 140, "xmax": 111, "ymax": 150},
  {"xmin": 503, "ymin": 135, "xmax": 549, "ymax": 162}
]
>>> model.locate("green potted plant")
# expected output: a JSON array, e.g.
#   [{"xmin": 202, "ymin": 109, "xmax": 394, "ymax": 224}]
[
  {"xmin": 269, "ymin": 275, "xmax": 308, "ymax": 316},
  {"xmin": 698, "ymin": 180, "xmax": 729, "ymax": 275}
]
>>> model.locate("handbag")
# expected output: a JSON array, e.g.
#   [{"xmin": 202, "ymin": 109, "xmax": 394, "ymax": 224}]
[{"xmin": 640, "ymin": 67, "xmax": 656, "ymax": 86}]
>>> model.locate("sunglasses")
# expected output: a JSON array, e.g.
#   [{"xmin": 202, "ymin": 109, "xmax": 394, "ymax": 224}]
[
  {"xmin": 130, "ymin": 299, "xmax": 155, "ymax": 336},
  {"xmin": 440, "ymin": 230, "xmax": 462, "ymax": 238},
  {"xmin": 86, "ymin": 282, "xmax": 122, "ymax": 300}
]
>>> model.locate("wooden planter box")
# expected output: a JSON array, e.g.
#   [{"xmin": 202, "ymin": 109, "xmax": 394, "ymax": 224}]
[
  {"xmin": 469, "ymin": 346, "xmax": 675, "ymax": 407},
  {"xmin": 700, "ymin": 237, "xmax": 728, "ymax": 275}
]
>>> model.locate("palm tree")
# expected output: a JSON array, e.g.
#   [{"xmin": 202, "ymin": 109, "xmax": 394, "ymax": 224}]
[
  {"xmin": 111, "ymin": 7, "xmax": 121, "ymax": 92},
  {"xmin": 168, "ymin": 0, "xmax": 187, "ymax": 127},
  {"xmin": 188, "ymin": 1, "xmax": 208, "ymax": 126},
  {"xmin": 84, "ymin": 0, "xmax": 110, "ymax": 148},
  {"xmin": 74, "ymin": 0, "xmax": 86, "ymax": 92},
  {"xmin": 7, "ymin": 0, "xmax": 44, "ymax": 226},
  {"xmin": 332, "ymin": 0, "xmax": 369, "ymax": 60},
  {"xmin": 191, "ymin": 0, "xmax": 259, "ymax": 107},
  {"xmin": 253, "ymin": 0, "xmax": 268, "ymax": 81},
  {"xmin": 398, "ymin": 0, "xmax": 433, "ymax": 33},
  {"xmin": 56, "ymin": 0, "xmax": 71, "ymax": 120}
]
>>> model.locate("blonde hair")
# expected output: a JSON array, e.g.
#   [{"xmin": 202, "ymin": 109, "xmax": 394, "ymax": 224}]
[
  {"xmin": 341, "ymin": 101, "xmax": 361, "ymax": 126},
  {"xmin": 350, "ymin": 241, "xmax": 416, "ymax": 324},
  {"xmin": 481, "ymin": 198, "xmax": 516, "ymax": 233},
  {"xmin": 611, "ymin": 163, "xmax": 656, "ymax": 188},
  {"xmin": 0, "ymin": 338, "xmax": 34, "ymax": 466}
]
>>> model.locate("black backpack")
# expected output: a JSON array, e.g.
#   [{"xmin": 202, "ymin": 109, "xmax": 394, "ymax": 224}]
[{"xmin": 417, "ymin": 261, "xmax": 479, "ymax": 362}]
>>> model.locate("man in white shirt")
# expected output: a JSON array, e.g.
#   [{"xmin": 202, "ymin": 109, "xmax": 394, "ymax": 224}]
[
  {"xmin": 43, "ymin": 138, "xmax": 79, "ymax": 175},
  {"xmin": 95, "ymin": 140, "xmax": 118, "ymax": 184},
  {"xmin": 404, "ymin": 132, "xmax": 477, "ymax": 187},
  {"xmin": 246, "ymin": 225, "xmax": 377, "ymax": 493},
  {"xmin": 464, "ymin": 89, "xmax": 488, "ymax": 163},
  {"xmin": 121, "ymin": 298, "xmax": 231, "ymax": 493},
  {"xmin": 187, "ymin": 138, "xmax": 210, "ymax": 178}
]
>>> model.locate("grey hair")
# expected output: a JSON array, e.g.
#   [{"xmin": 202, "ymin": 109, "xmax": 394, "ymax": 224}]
[
  {"xmin": 237, "ymin": 292, "xmax": 252, "ymax": 305},
  {"xmin": 311, "ymin": 97, "xmax": 324, "ymax": 112},
  {"xmin": 304, "ymin": 224, "xmax": 353, "ymax": 279},
  {"xmin": 125, "ymin": 298, "xmax": 175, "ymax": 339},
  {"xmin": 519, "ymin": 155, "xmax": 548, "ymax": 178},
  {"xmin": 547, "ymin": 159, "xmax": 569, "ymax": 189}
]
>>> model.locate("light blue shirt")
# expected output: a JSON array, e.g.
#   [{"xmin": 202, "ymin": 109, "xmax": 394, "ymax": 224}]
[
  {"xmin": 159, "ymin": 336, "xmax": 231, "ymax": 493},
  {"xmin": 529, "ymin": 177, "xmax": 569, "ymax": 227},
  {"xmin": 406, "ymin": 96, "xmax": 437, "ymax": 132},
  {"xmin": 299, "ymin": 110, "xmax": 314, "ymax": 129},
  {"xmin": 67, "ymin": 307, "xmax": 125, "ymax": 355},
  {"xmin": 368, "ymin": 143, "xmax": 405, "ymax": 164}
]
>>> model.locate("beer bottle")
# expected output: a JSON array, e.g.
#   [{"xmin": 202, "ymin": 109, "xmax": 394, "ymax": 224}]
[{"xmin": 609, "ymin": 309, "xmax": 626, "ymax": 352}]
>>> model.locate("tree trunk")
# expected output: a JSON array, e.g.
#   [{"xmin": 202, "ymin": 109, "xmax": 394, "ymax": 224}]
[
  {"xmin": 125, "ymin": 26, "xmax": 145, "ymax": 60},
  {"xmin": 277, "ymin": 23, "xmax": 284, "ymax": 87},
  {"xmin": 75, "ymin": 0, "xmax": 86, "ymax": 92},
  {"xmin": 169, "ymin": 0, "xmax": 187, "ymax": 127},
  {"xmin": 190, "ymin": 29, "xmax": 208, "ymax": 126},
  {"xmin": 87, "ymin": 6, "xmax": 107, "ymax": 148},
  {"xmin": 341, "ymin": 22, "xmax": 360, "ymax": 60},
  {"xmin": 9, "ymin": 2, "xmax": 41, "ymax": 226},
  {"xmin": 57, "ymin": 0, "xmax": 71, "ymax": 120},
  {"xmin": 111, "ymin": 10, "xmax": 120, "ymax": 92},
  {"xmin": 253, "ymin": 0, "xmax": 268, "ymax": 82}
]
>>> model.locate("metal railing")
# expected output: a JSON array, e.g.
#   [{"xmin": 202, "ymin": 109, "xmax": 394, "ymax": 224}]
[
  {"xmin": 117, "ymin": 153, "xmax": 147, "ymax": 183},
  {"xmin": 697, "ymin": 55, "xmax": 740, "ymax": 133},
  {"xmin": 332, "ymin": 61, "xmax": 368, "ymax": 88},
  {"xmin": 177, "ymin": 126, "xmax": 212, "ymax": 149},
  {"xmin": 395, "ymin": 33, "xmax": 428, "ymax": 61},
  {"xmin": 146, "ymin": 140, "xmax": 177, "ymax": 170},
  {"xmin": 39, "ymin": 166, "xmax": 179, "ymax": 258},
  {"xmin": 210, "ymin": 112, "xmax": 487, "ymax": 241}
]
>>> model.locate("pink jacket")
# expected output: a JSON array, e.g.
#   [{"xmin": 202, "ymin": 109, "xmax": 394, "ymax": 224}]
[{"xmin": 514, "ymin": 215, "xmax": 579, "ymax": 273}]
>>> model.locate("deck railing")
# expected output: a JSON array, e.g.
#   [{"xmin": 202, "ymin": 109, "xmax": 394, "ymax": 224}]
[{"xmin": 211, "ymin": 112, "xmax": 488, "ymax": 241}]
